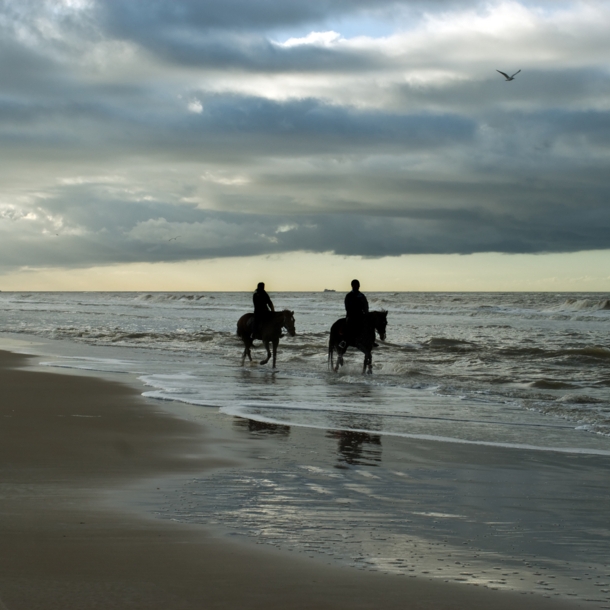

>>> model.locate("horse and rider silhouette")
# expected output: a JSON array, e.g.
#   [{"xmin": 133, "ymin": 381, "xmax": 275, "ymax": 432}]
[
  {"xmin": 328, "ymin": 279, "xmax": 387, "ymax": 374},
  {"xmin": 236, "ymin": 282, "xmax": 296, "ymax": 368},
  {"xmin": 236, "ymin": 280, "xmax": 387, "ymax": 374}
]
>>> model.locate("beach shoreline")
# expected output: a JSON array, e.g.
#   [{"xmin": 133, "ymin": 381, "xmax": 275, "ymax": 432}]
[{"xmin": 0, "ymin": 348, "xmax": 591, "ymax": 609}]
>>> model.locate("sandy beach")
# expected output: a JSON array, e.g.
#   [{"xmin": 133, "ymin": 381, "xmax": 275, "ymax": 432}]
[{"xmin": 0, "ymin": 348, "xmax": 590, "ymax": 609}]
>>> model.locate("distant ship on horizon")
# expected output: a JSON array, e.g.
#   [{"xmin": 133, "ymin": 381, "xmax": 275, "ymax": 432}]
[{"xmin": 323, "ymin": 288, "xmax": 336, "ymax": 292}]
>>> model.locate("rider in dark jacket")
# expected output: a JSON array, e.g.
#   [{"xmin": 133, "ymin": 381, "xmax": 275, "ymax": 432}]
[
  {"xmin": 344, "ymin": 279, "xmax": 369, "ymax": 341},
  {"xmin": 252, "ymin": 282, "xmax": 275, "ymax": 339}
]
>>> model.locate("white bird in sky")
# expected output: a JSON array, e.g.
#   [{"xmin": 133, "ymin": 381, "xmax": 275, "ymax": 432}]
[{"xmin": 496, "ymin": 69, "xmax": 521, "ymax": 81}]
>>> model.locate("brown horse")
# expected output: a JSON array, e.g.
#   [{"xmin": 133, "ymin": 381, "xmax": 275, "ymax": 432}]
[{"xmin": 237, "ymin": 310, "xmax": 296, "ymax": 368}]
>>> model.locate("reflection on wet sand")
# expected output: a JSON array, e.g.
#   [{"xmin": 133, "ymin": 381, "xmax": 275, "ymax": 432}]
[
  {"xmin": 327, "ymin": 430, "xmax": 382, "ymax": 468},
  {"xmin": 233, "ymin": 417, "xmax": 291, "ymax": 437}
]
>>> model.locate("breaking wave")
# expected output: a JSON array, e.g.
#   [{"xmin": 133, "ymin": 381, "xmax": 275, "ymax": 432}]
[
  {"xmin": 134, "ymin": 293, "xmax": 208, "ymax": 303},
  {"xmin": 422, "ymin": 337, "xmax": 476, "ymax": 352},
  {"xmin": 528, "ymin": 379, "xmax": 577, "ymax": 390},
  {"xmin": 559, "ymin": 346, "xmax": 610, "ymax": 360},
  {"xmin": 557, "ymin": 298, "xmax": 610, "ymax": 312}
]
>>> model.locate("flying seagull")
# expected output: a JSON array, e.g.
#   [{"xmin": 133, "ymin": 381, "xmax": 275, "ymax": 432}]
[
  {"xmin": 167, "ymin": 235, "xmax": 182, "ymax": 242},
  {"xmin": 497, "ymin": 69, "xmax": 521, "ymax": 81}
]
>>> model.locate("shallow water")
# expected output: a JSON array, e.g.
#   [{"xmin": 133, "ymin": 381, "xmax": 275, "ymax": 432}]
[
  {"xmin": 155, "ymin": 422, "xmax": 610, "ymax": 604},
  {"xmin": 1, "ymin": 291, "xmax": 609, "ymax": 606},
  {"xmin": 1, "ymin": 291, "xmax": 608, "ymax": 445}
]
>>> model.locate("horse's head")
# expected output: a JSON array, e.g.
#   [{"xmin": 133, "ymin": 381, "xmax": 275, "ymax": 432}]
[
  {"xmin": 372, "ymin": 310, "xmax": 387, "ymax": 341},
  {"xmin": 282, "ymin": 310, "xmax": 296, "ymax": 337}
]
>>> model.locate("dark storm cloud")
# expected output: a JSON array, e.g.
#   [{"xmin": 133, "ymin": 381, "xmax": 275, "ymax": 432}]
[
  {"xmin": 181, "ymin": 96, "xmax": 476, "ymax": 153},
  {"xmin": 99, "ymin": 0, "xmax": 416, "ymax": 34},
  {"xmin": 2, "ymin": 193, "xmax": 609, "ymax": 271},
  {"xmin": 0, "ymin": 92, "xmax": 475, "ymax": 159},
  {"xmin": 95, "ymin": 0, "xmax": 476, "ymax": 72},
  {"xmin": 104, "ymin": 33, "xmax": 375, "ymax": 73}
]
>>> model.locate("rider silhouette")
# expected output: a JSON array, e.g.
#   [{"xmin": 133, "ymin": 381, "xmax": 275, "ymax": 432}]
[
  {"xmin": 252, "ymin": 282, "xmax": 275, "ymax": 339},
  {"xmin": 344, "ymin": 279, "xmax": 369, "ymax": 344}
]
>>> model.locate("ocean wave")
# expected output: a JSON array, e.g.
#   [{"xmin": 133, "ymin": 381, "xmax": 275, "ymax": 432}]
[
  {"xmin": 557, "ymin": 394, "xmax": 604, "ymax": 404},
  {"xmin": 134, "ymin": 293, "xmax": 207, "ymax": 303},
  {"xmin": 50, "ymin": 326, "xmax": 231, "ymax": 346},
  {"xmin": 422, "ymin": 337, "xmax": 476, "ymax": 352},
  {"xmin": 498, "ymin": 346, "xmax": 546, "ymax": 357},
  {"xmin": 561, "ymin": 346, "xmax": 610, "ymax": 360},
  {"xmin": 528, "ymin": 379, "xmax": 577, "ymax": 390},
  {"xmin": 556, "ymin": 298, "xmax": 610, "ymax": 312},
  {"xmin": 528, "ymin": 401, "xmax": 610, "ymax": 437},
  {"xmin": 499, "ymin": 345, "xmax": 610, "ymax": 361}
]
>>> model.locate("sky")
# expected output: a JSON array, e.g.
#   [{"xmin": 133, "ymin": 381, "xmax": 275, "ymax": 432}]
[{"xmin": 1, "ymin": 0, "xmax": 609, "ymax": 291}]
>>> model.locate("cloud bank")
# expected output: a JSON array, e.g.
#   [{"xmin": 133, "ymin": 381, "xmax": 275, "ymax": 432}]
[{"xmin": 1, "ymin": 0, "xmax": 610, "ymax": 271}]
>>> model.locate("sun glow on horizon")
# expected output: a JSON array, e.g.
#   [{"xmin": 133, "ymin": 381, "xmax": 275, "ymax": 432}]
[{"xmin": 1, "ymin": 250, "xmax": 608, "ymax": 293}]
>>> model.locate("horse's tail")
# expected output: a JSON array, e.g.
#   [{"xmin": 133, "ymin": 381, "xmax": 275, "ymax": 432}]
[{"xmin": 328, "ymin": 336, "xmax": 334, "ymax": 370}]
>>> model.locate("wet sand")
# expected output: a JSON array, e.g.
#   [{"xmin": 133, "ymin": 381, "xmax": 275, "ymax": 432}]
[{"xmin": 0, "ymin": 350, "xmax": 584, "ymax": 609}]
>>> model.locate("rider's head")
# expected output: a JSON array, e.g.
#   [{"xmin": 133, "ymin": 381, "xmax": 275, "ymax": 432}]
[
  {"xmin": 351, "ymin": 279, "xmax": 360, "ymax": 290},
  {"xmin": 257, "ymin": 282, "xmax": 265, "ymax": 291}
]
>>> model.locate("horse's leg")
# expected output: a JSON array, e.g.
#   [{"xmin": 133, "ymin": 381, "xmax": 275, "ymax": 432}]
[
  {"xmin": 329, "ymin": 340, "xmax": 341, "ymax": 373},
  {"xmin": 260, "ymin": 340, "xmax": 271, "ymax": 365},
  {"xmin": 240, "ymin": 336, "xmax": 248, "ymax": 366},
  {"xmin": 241, "ymin": 333, "xmax": 254, "ymax": 364},
  {"xmin": 362, "ymin": 351, "xmax": 372, "ymax": 374},
  {"xmin": 336, "ymin": 346, "xmax": 344, "ymax": 372},
  {"xmin": 272, "ymin": 339, "xmax": 278, "ymax": 368}
]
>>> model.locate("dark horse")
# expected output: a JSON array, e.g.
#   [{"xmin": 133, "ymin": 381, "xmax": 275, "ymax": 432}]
[
  {"xmin": 237, "ymin": 310, "xmax": 296, "ymax": 368},
  {"xmin": 328, "ymin": 311, "xmax": 387, "ymax": 374}
]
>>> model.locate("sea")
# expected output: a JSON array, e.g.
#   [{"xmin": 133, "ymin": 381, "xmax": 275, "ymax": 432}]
[{"xmin": 1, "ymin": 291, "xmax": 609, "ymax": 605}]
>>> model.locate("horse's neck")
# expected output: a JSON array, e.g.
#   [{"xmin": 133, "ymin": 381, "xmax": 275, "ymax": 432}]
[
  {"xmin": 274, "ymin": 311, "xmax": 288, "ymax": 325},
  {"xmin": 370, "ymin": 311, "xmax": 382, "ymax": 327}
]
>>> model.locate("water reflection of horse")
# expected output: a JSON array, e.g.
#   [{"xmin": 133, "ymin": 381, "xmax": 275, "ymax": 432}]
[
  {"xmin": 328, "ymin": 311, "xmax": 387, "ymax": 374},
  {"xmin": 234, "ymin": 417, "xmax": 291, "ymax": 437},
  {"xmin": 327, "ymin": 430, "xmax": 382, "ymax": 467},
  {"xmin": 237, "ymin": 310, "xmax": 296, "ymax": 368}
]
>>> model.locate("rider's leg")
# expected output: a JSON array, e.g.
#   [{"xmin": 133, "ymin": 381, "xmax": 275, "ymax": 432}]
[{"xmin": 251, "ymin": 315, "xmax": 259, "ymax": 341}]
